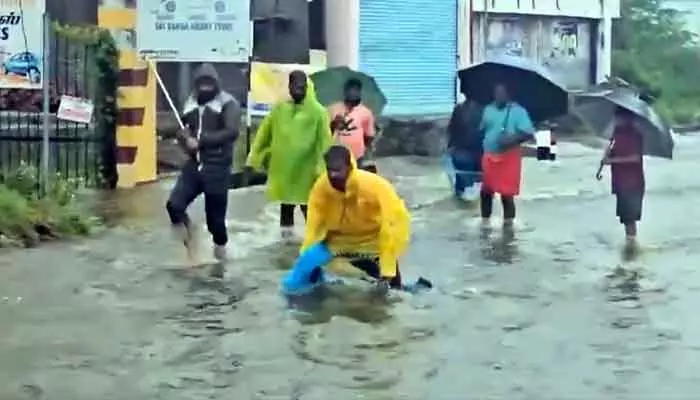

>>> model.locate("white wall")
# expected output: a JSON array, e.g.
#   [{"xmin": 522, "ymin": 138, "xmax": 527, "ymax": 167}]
[
  {"xmin": 472, "ymin": 0, "xmax": 620, "ymax": 19},
  {"xmin": 596, "ymin": 7, "xmax": 613, "ymax": 83},
  {"xmin": 324, "ymin": 0, "xmax": 359, "ymax": 68}
]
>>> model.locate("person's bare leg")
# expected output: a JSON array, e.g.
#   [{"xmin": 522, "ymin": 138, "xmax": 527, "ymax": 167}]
[
  {"xmin": 166, "ymin": 169, "xmax": 202, "ymax": 264},
  {"xmin": 624, "ymin": 222, "xmax": 638, "ymax": 245},
  {"xmin": 621, "ymin": 221, "xmax": 640, "ymax": 261}
]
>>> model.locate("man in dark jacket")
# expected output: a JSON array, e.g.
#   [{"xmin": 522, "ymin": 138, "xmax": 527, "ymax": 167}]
[
  {"xmin": 165, "ymin": 63, "xmax": 241, "ymax": 262},
  {"xmin": 447, "ymin": 98, "xmax": 484, "ymax": 199}
]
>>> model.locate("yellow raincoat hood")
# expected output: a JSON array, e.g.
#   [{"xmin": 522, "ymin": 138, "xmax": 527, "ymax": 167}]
[{"xmin": 301, "ymin": 157, "xmax": 411, "ymax": 278}]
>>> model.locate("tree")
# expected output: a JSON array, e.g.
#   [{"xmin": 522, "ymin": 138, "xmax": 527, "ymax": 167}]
[{"xmin": 612, "ymin": 0, "xmax": 700, "ymax": 124}]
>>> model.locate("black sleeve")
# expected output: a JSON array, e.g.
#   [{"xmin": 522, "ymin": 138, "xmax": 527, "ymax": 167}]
[
  {"xmin": 446, "ymin": 104, "xmax": 461, "ymax": 148},
  {"xmin": 198, "ymin": 100, "xmax": 241, "ymax": 149}
]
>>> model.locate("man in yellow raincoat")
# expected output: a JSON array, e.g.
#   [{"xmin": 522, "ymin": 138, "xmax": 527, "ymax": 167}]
[
  {"xmin": 246, "ymin": 70, "xmax": 332, "ymax": 239},
  {"xmin": 284, "ymin": 145, "xmax": 411, "ymax": 292}
]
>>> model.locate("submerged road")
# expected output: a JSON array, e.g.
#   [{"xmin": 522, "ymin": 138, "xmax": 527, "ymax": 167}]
[{"xmin": 1, "ymin": 135, "xmax": 700, "ymax": 399}]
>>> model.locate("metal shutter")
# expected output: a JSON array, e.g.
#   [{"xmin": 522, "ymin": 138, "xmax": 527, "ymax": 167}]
[{"xmin": 359, "ymin": 0, "xmax": 457, "ymax": 116}]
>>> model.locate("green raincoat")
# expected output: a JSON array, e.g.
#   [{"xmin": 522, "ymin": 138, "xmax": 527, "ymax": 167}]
[{"xmin": 246, "ymin": 79, "xmax": 332, "ymax": 204}]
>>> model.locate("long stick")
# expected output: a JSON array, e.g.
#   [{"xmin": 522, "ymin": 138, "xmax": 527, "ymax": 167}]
[
  {"xmin": 147, "ymin": 59, "xmax": 184, "ymax": 130},
  {"xmin": 147, "ymin": 59, "xmax": 200, "ymax": 165},
  {"xmin": 245, "ymin": 19, "xmax": 254, "ymax": 156},
  {"xmin": 40, "ymin": 12, "xmax": 50, "ymax": 194}
]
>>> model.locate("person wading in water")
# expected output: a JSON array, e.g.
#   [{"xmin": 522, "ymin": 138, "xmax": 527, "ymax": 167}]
[
  {"xmin": 328, "ymin": 78, "xmax": 377, "ymax": 172},
  {"xmin": 166, "ymin": 63, "xmax": 241, "ymax": 263},
  {"xmin": 598, "ymin": 106, "xmax": 645, "ymax": 251},
  {"xmin": 478, "ymin": 83, "xmax": 535, "ymax": 226},
  {"xmin": 282, "ymin": 145, "xmax": 419, "ymax": 295},
  {"xmin": 246, "ymin": 70, "xmax": 332, "ymax": 242},
  {"xmin": 447, "ymin": 96, "xmax": 484, "ymax": 200}
]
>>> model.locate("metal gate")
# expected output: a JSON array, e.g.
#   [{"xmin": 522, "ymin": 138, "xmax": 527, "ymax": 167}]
[
  {"xmin": 359, "ymin": 0, "xmax": 458, "ymax": 116},
  {"xmin": 0, "ymin": 25, "xmax": 105, "ymax": 186}
]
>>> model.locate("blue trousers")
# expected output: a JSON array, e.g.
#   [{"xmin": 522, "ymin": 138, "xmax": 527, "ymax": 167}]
[{"xmin": 451, "ymin": 151, "xmax": 482, "ymax": 195}]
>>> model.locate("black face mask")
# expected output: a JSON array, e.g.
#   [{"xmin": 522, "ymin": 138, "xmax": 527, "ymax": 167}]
[
  {"xmin": 196, "ymin": 89, "xmax": 217, "ymax": 105},
  {"xmin": 345, "ymin": 96, "xmax": 361, "ymax": 106},
  {"xmin": 290, "ymin": 91, "xmax": 305, "ymax": 103}
]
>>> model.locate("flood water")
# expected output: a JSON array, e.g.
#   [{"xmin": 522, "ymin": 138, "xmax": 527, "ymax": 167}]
[{"xmin": 2, "ymin": 135, "xmax": 700, "ymax": 399}]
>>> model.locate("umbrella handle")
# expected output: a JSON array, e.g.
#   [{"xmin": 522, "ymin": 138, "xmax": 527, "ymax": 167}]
[
  {"xmin": 596, "ymin": 138, "xmax": 615, "ymax": 181},
  {"xmin": 595, "ymin": 163, "xmax": 604, "ymax": 180}
]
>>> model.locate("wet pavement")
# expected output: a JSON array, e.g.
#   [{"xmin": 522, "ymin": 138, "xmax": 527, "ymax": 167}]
[{"xmin": 2, "ymin": 134, "xmax": 700, "ymax": 399}]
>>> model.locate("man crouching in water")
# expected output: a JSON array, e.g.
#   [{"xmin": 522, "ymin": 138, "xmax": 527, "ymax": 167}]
[
  {"xmin": 281, "ymin": 145, "xmax": 412, "ymax": 295},
  {"xmin": 165, "ymin": 63, "xmax": 241, "ymax": 263}
]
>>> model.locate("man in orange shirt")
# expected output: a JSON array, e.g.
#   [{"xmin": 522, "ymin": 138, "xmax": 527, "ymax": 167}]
[{"xmin": 328, "ymin": 78, "xmax": 376, "ymax": 171}]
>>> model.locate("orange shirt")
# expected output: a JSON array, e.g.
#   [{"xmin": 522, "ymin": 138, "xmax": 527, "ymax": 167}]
[{"xmin": 328, "ymin": 102, "xmax": 375, "ymax": 159}]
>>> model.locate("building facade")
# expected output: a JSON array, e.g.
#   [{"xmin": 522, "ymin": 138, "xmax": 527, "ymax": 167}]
[
  {"xmin": 325, "ymin": 0, "xmax": 458, "ymax": 117},
  {"xmin": 462, "ymin": 0, "xmax": 619, "ymax": 90},
  {"xmin": 326, "ymin": 0, "xmax": 620, "ymax": 118}
]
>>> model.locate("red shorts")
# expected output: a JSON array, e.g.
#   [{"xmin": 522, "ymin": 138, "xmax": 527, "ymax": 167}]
[{"xmin": 481, "ymin": 148, "xmax": 523, "ymax": 196}]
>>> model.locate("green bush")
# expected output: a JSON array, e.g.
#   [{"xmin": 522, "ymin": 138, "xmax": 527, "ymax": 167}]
[{"xmin": 0, "ymin": 163, "xmax": 100, "ymax": 248}]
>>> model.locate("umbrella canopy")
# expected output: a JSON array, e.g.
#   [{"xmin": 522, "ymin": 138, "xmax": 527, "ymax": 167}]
[
  {"xmin": 458, "ymin": 54, "xmax": 569, "ymax": 124},
  {"xmin": 572, "ymin": 87, "xmax": 674, "ymax": 159},
  {"xmin": 310, "ymin": 66, "xmax": 387, "ymax": 117}
]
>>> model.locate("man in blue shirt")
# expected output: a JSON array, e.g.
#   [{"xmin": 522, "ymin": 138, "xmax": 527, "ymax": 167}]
[
  {"xmin": 479, "ymin": 83, "xmax": 535, "ymax": 225},
  {"xmin": 447, "ymin": 99, "xmax": 484, "ymax": 199}
]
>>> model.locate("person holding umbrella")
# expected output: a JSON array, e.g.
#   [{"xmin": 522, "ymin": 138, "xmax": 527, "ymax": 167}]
[
  {"xmin": 246, "ymin": 70, "xmax": 333, "ymax": 241},
  {"xmin": 328, "ymin": 78, "xmax": 377, "ymax": 171},
  {"xmin": 479, "ymin": 82, "xmax": 535, "ymax": 225},
  {"xmin": 598, "ymin": 107, "xmax": 645, "ymax": 249},
  {"xmin": 311, "ymin": 67, "xmax": 387, "ymax": 173},
  {"xmin": 574, "ymin": 85, "xmax": 674, "ymax": 249},
  {"xmin": 458, "ymin": 55, "xmax": 569, "ymax": 224}
]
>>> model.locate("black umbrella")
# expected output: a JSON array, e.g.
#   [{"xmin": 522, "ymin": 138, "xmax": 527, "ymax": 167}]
[
  {"xmin": 572, "ymin": 87, "xmax": 674, "ymax": 159},
  {"xmin": 458, "ymin": 54, "xmax": 569, "ymax": 124}
]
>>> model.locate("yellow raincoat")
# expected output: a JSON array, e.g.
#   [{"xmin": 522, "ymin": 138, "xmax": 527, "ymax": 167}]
[{"xmin": 300, "ymin": 158, "xmax": 411, "ymax": 278}]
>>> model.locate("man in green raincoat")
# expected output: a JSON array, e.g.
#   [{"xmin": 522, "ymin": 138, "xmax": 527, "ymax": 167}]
[{"xmin": 246, "ymin": 70, "xmax": 332, "ymax": 240}]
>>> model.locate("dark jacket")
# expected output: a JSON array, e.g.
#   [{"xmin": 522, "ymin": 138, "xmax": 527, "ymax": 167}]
[
  {"xmin": 447, "ymin": 100, "xmax": 484, "ymax": 155},
  {"xmin": 180, "ymin": 63, "xmax": 241, "ymax": 171}
]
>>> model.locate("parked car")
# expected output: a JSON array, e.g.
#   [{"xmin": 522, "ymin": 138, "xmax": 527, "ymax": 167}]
[{"xmin": 2, "ymin": 52, "xmax": 41, "ymax": 84}]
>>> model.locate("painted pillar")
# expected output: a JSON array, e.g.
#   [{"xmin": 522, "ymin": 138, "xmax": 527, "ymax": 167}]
[
  {"xmin": 596, "ymin": 15, "xmax": 613, "ymax": 83},
  {"xmin": 456, "ymin": 0, "xmax": 472, "ymax": 102},
  {"xmin": 457, "ymin": 0, "xmax": 472, "ymax": 69},
  {"xmin": 324, "ymin": 0, "xmax": 359, "ymax": 68},
  {"xmin": 98, "ymin": 0, "xmax": 157, "ymax": 188},
  {"xmin": 596, "ymin": 0, "xmax": 614, "ymax": 83}
]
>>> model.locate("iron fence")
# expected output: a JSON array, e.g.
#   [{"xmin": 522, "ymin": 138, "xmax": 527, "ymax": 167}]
[{"xmin": 0, "ymin": 23, "xmax": 104, "ymax": 186}]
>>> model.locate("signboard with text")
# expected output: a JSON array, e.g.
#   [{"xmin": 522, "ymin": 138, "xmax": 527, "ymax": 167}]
[
  {"xmin": 136, "ymin": 0, "xmax": 250, "ymax": 62},
  {"xmin": 0, "ymin": 0, "xmax": 45, "ymax": 89},
  {"xmin": 57, "ymin": 95, "xmax": 94, "ymax": 124}
]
